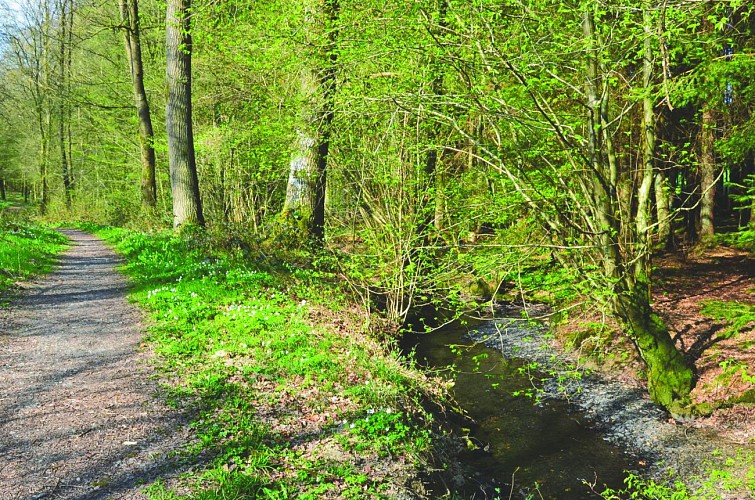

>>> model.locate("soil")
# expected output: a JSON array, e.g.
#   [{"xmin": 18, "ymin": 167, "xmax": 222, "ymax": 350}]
[
  {"xmin": 654, "ymin": 246, "xmax": 755, "ymax": 444},
  {"xmin": 0, "ymin": 230, "xmax": 190, "ymax": 500}
]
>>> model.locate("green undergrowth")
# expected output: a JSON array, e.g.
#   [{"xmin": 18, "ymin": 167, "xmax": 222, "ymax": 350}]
[
  {"xmin": 715, "ymin": 229, "xmax": 755, "ymax": 252},
  {"xmin": 601, "ymin": 448, "xmax": 755, "ymax": 499},
  {"xmin": 0, "ymin": 214, "xmax": 68, "ymax": 295},
  {"xmin": 83, "ymin": 223, "xmax": 441, "ymax": 499},
  {"xmin": 701, "ymin": 300, "xmax": 755, "ymax": 340}
]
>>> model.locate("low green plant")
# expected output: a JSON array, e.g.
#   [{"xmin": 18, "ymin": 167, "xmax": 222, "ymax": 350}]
[
  {"xmin": 715, "ymin": 229, "xmax": 755, "ymax": 252},
  {"xmin": 84, "ymin": 223, "xmax": 438, "ymax": 498},
  {"xmin": 341, "ymin": 408, "xmax": 429, "ymax": 458},
  {"xmin": 0, "ymin": 216, "xmax": 68, "ymax": 293},
  {"xmin": 701, "ymin": 300, "xmax": 755, "ymax": 340},
  {"xmin": 600, "ymin": 449, "xmax": 755, "ymax": 499}
]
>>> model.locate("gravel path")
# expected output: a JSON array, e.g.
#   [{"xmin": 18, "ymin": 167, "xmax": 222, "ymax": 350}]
[{"xmin": 0, "ymin": 230, "xmax": 189, "ymax": 499}]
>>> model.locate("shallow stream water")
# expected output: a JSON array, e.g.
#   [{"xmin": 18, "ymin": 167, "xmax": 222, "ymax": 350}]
[{"xmin": 405, "ymin": 319, "xmax": 645, "ymax": 499}]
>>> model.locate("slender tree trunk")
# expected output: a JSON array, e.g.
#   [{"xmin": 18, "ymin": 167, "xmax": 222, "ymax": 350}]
[
  {"xmin": 280, "ymin": 0, "xmax": 338, "ymax": 243},
  {"xmin": 582, "ymin": 9, "xmax": 620, "ymax": 280},
  {"xmin": 58, "ymin": 0, "xmax": 72, "ymax": 208},
  {"xmin": 120, "ymin": 0, "xmax": 157, "ymax": 208},
  {"xmin": 748, "ymin": 156, "xmax": 755, "ymax": 229},
  {"xmin": 699, "ymin": 106, "xmax": 716, "ymax": 240},
  {"xmin": 636, "ymin": 3, "xmax": 656, "ymax": 267},
  {"xmin": 66, "ymin": 0, "xmax": 73, "ymax": 196},
  {"xmin": 0, "ymin": 179, "xmax": 6, "ymax": 201},
  {"xmin": 415, "ymin": 0, "xmax": 449, "ymax": 238},
  {"xmin": 655, "ymin": 171, "xmax": 672, "ymax": 248},
  {"xmin": 166, "ymin": 0, "xmax": 203, "ymax": 227}
]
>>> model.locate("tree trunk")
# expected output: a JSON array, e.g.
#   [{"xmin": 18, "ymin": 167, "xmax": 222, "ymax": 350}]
[
  {"xmin": 58, "ymin": 0, "xmax": 72, "ymax": 208},
  {"xmin": 699, "ymin": 106, "xmax": 716, "ymax": 240},
  {"xmin": 749, "ymin": 156, "xmax": 755, "ymax": 229},
  {"xmin": 280, "ymin": 0, "xmax": 338, "ymax": 243},
  {"xmin": 636, "ymin": 2, "xmax": 656, "ymax": 261},
  {"xmin": 0, "ymin": 179, "xmax": 6, "ymax": 201},
  {"xmin": 612, "ymin": 277, "xmax": 694, "ymax": 413},
  {"xmin": 583, "ymin": 5, "xmax": 694, "ymax": 413},
  {"xmin": 166, "ymin": 0, "xmax": 203, "ymax": 228},
  {"xmin": 120, "ymin": 0, "xmax": 157, "ymax": 208},
  {"xmin": 654, "ymin": 171, "xmax": 672, "ymax": 248}
]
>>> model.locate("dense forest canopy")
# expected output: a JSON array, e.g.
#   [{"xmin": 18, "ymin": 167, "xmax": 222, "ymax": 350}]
[{"xmin": 0, "ymin": 0, "xmax": 753, "ymax": 413}]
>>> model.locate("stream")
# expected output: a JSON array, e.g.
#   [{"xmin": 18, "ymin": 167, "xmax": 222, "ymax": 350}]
[{"xmin": 404, "ymin": 315, "xmax": 646, "ymax": 499}]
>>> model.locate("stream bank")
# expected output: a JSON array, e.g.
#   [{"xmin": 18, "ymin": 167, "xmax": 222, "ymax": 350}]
[{"xmin": 407, "ymin": 303, "xmax": 753, "ymax": 498}]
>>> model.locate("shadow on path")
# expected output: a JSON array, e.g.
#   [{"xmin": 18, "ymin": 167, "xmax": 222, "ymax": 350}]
[{"xmin": 0, "ymin": 230, "xmax": 197, "ymax": 499}]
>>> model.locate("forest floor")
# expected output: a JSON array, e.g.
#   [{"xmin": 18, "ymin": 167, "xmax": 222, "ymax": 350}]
[
  {"xmin": 0, "ymin": 230, "xmax": 190, "ymax": 499},
  {"xmin": 653, "ymin": 246, "xmax": 755, "ymax": 444}
]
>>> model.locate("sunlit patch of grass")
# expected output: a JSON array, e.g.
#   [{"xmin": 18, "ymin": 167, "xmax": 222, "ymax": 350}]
[
  {"xmin": 85, "ymin": 223, "xmax": 438, "ymax": 498},
  {"xmin": 0, "ymin": 217, "xmax": 68, "ymax": 294}
]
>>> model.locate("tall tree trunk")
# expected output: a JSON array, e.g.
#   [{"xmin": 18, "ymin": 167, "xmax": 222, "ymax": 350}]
[
  {"xmin": 699, "ymin": 106, "xmax": 716, "ymax": 240},
  {"xmin": 636, "ymin": 3, "xmax": 657, "ymax": 267},
  {"xmin": 36, "ymin": 106, "xmax": 50, "ymax": 215},
  {"xmin": 66, "ymin": 0, "xmax": 73, "ymax": 197},
  {"xmin": 120, "ymin": 0, "xmax": 157, "ymax": 208},
  {"xmin": 583, "ymin": 6, "xmax": 693, "ymax": 413},
  {"xmin": 748, "ymin": 156, "xmax": 755, "ymax": 229},
  {"xmin": 280, "ymin": 0, "xmax": 338, "ymax": 243},
  {"xmin": 0, "ymin": 179, "xmax": 6, "ymax": 201},
  {"xmin": 628, "ymin": 3, "xmax": 694, "ymax": 413},
  {"xmin": 417, "ymin": 0, "xmax": 448, "ymax": 238},
  {"xmin": 166, "ymin": 0, "xmax": 203, "ymax": 228},
  {"xmin": 58, "ymin": 0, "xmax": 72, "ymax": 208}
]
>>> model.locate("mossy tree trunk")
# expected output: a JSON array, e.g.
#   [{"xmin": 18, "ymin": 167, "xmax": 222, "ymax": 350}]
[
  {"xmin": 612, "ymin": 273, "xmax": 694, "ymax": 412},
  {"xmin": 583, "ymin": 5, "xmax": 694, "ymax": 412}
]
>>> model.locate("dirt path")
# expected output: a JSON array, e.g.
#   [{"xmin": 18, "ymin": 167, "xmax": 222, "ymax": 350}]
[{"xmin": 0, "ymin": 230, "xmax": 188, "ymax": 499}]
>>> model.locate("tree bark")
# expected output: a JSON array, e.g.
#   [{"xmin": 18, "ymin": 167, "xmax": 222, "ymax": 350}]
[
  {"xmin": 280, "ymin": 0, "xmax": 338, "ymax": 243},
  {"xmin": 699, "ymin": 106, "xmax": 716, "ymax": 240},
  {"xmin": 166, "ymin": 0, "xmax": 203, "ymax": 228},
  {"xmin": 120, "ymin": 0, "xmax": 157, "ymax": 208},
  {"xmin": 612, "ymin": 277, "xmax": 694, "ymax": 412},
  {"xmin": 654, "ymin": 171, "xmax": 672, "ymax": 248},
  {"xmin": 58, "ymin": 0, "xmax": 72, "ymax": 208}
]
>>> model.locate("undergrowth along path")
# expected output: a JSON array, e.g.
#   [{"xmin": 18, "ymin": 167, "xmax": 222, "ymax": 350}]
[{"xmin": 0, "ymin": 230, "xmax": 187, "ymax": 499}]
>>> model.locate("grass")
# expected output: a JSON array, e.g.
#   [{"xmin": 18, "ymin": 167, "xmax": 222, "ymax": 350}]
[
  {"xmin": 0, "ymin": 213, "xmax": 68, "ymax": 295},
  {"xmin": 83, "ymin": 223, "xmax": 443, "ymax": 499}
]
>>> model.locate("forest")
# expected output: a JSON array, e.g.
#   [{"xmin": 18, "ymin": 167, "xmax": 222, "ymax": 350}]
[{"xmin": 0, "ymin": 0, "xmax": 754, "ymax": 498}]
